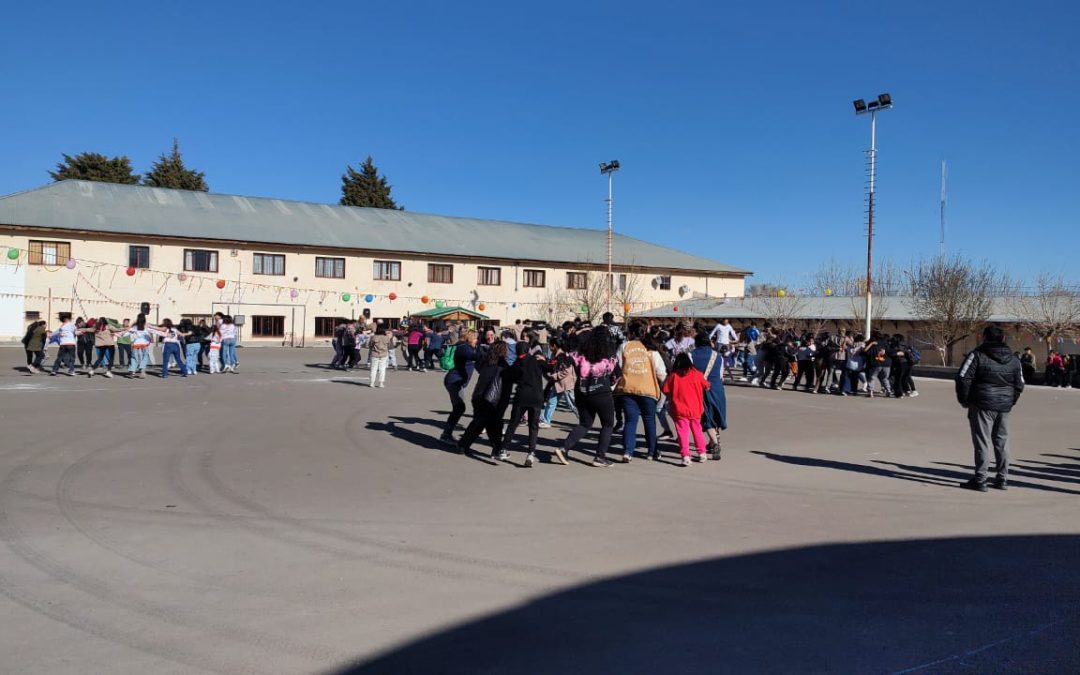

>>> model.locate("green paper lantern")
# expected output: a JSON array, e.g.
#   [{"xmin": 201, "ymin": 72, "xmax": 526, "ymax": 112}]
[
  {"xmin": 341, "ymin": 293, "xmax": 351, "ymax": 302},
  {"xmin": 435, "ymin": 300, "xmax": 445, "ymax": 308},
  {"xmin": 6, "ymin": 248, "xmax": 18, "ymax": 260},
  {"xmin": 579, "ymin": 304, "xmax": 588, "ymax": 313}
]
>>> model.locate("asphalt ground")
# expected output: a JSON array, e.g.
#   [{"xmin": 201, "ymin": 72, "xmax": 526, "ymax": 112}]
[{"xmin": 0, "ymin": 347, "xmax": 1077, "ymax": 674}]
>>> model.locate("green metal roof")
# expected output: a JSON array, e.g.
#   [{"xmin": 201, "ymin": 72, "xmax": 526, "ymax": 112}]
[
  {"xmin": 0, "ymin": 181, "xmax": 751, "ymax": 275},
  {"xmin": 410, "ymin": 306, "xmax": 488, "ymax": 319}
]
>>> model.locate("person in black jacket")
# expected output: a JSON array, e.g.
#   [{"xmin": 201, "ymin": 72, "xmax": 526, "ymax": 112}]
[
  {"xmin": 499, "ymin": 341, "xmax": 553, "ymax": 466},
  {"xmin": 457, "ymin": 341, "xmax": 512, "ymax": 459},
  {"xmin": 955, "ymin": 325, "xmax": 1025, "ymax": 491}
]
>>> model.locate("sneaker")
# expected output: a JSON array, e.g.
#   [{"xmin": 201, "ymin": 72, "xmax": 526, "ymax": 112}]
[
  {"xmin": 538, "ymin": 422, "xmax": 551, "ymax": 429},
  {"xmin": 104, "ymin": 371, "xmax": 113, "ymax": 378},
  {"xmin": 27, "ymin": 366, "xmax": 37, "ymax": 374},
  {"xmin": 377, "ymin": 382, "xmax": 385, "ymax": 388},
  {"xmin": 552, "ymin": 447, "xmax": 568, "ymax": 465},
  {"xmin": 88, "ymin": 368, "xmax": 95, "ymax": 378},
  {"xmin": 992, "ymin": 477, "xmax": 1008, "ymax": 491},
  {"xmin": 710, "ymin": 445, "xmax": 722, "ymax": 461},
  {"xmin": 696, "ymin": 452, "xmax": 707, "ymax": 462},
  {"xmin": 439, "ymin": 433, "xmax": 456, "ymax": 446},
  {"xmin": 621, "ymin": 454, "xmax": 633, "ymax": 463},
  {"xmin": 67, "ymin": 370, "xmax": 75, "ymax": 377},
  {"xmin": 961, "ymin": 479, "xmax": 988, "ymax": 492},
  {"xmin": 591, "ymin": 457, "xmax": 613, "ymax": 468},
  {"xmin": 524, "ymin": 453, "xmax": 536, "ymax": 468},
  {"xmin": 681, "ymin": 456, "xmax": 692, "ymax": 467},
  {"xmin": 909, "ymin": 391, "xmax": 919, "ymax": 398},
  {"xmin": 369, "ymin": 382, "xmax": 376, "ymax": 388}
]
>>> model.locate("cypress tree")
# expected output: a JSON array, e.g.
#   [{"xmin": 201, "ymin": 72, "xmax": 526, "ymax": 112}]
[
  {"xmin": 143, "ymin": 139, "xmax": 209, "ymax": 191},
  {"xmin": 339, "ymin": 155, "xmax": 402, "ymax": 209},
  {"xmin": 49, "ymin": 152, "xmax": 139, "ymax": 184}
]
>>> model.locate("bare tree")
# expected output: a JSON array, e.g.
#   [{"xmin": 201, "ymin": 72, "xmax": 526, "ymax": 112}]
[
  {"xmin": 908, "ymin": 255, "xmax": 1001, "ymax": 366},
  {"xmin": 749, "ymin": 291, "xmax": 808, "ymax": 333},
  {"xmin": 849, "ymin": 294, "xmax": 891, "ymax": 336},
  {"xmin": 540, "ymin": 283, "xmax": 576, "ymax": 324},
  {"xmin": 614, "ymin": 272, "xmax": 645, "ymax": 322},
  {"xmin": 1006, "ymin": 273, "xmax": 1080, "ymax": 357},
  {"xmin": 566, "ymin": 271, "xmax": 608, "ymax": 324},
  {"xmin": 811, "ymin": 258, "xmax": 905, "ymax": 297}
]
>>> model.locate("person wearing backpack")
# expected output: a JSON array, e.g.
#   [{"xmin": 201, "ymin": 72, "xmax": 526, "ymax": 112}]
[
  {"xmin": 691, "ymin": 331, "xmax": 728, "ymax": 459},
  {"xmin": 864, "ymin": 333, "xmax": 893, "ymax": 398},
  {"xmin": 457, "ymin": 341, "xmax": 512, "ymax": 458},
  {"xmin": 441, "ymin": 330, "xmax": 480, "ymax": 444},
  {"xmin": 616, "ymin": 321, "xmax": 668, "ymax": 462},
  {"xmin": 498, "ymin": 341, "xmax": 552, "ymax": 466}
]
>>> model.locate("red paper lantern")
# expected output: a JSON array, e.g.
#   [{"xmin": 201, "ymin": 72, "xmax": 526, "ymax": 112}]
[
  {"xmin": 672, "ymin": 305, "xmax": 679, "ymax": 312},
  {"xmin": 388, "ymin": 292, "xmax": 397, "ymax": 301},
  {"xmin": 126, "ymin": 266, "xmax": 136, "ymax": 277},
  {"xmin": 216, "ymin": 279, "xmax": 226, "ymax": 289},
  {"xmin": 421, "ymin": 295, "xmax": 430, "ymax": 304}
]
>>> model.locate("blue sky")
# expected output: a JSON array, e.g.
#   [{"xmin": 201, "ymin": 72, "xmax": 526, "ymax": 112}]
[{"xmin": 2, "ymin": 1, "xmax": 1077, "ymax": 287}]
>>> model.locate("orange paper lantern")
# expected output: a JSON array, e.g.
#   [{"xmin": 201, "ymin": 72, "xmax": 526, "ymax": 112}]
[
  {"xmin": 623, "ymin": 303, "xmax": 631, "ymax": 313},
  {"xmin": 216, "ymin": 279, "xmax": 226, "ymax": 289},
  {"xmin": 478, "ymin": 303, "xmax": 486, "ymax": 311},
  {"xmin": 421, "ymin": 295, "xmax": 430, "ymax": 304}
]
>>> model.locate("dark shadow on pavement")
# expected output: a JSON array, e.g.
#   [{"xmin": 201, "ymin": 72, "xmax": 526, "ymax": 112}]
[
  {"xmin": 934, "ymin": 461, "xmax": 1080, "ymax": 486},
  {"xmin": 875, "ymin": 460, "xmax": 1080, "ymax": 496},
  {"xmin": 336, "ymin": 535, "xmax": 1080, "ymax": 674},
  {"xmin": 752, "ymin": 451, "xmax": 955, "ymax": 488}
]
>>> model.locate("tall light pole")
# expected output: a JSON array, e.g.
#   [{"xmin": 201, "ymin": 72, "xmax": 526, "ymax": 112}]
[
  {"xmin": 599, "ymin": 160, "xmax": 620, "ymax": 313},
  {"xmin": 853, "ymin": 93, "xmax": 892, "ymax": 340}
]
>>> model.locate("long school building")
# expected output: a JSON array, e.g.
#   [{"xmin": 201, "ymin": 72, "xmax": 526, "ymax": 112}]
[{"xmin": 0, "ymin": 181, "xmax": 749, "ymax": 343}]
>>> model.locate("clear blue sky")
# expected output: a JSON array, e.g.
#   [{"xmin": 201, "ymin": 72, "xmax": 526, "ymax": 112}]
[{"xmin": 2, "ymin": 1, "xmax": 1077, "ymax": 287}]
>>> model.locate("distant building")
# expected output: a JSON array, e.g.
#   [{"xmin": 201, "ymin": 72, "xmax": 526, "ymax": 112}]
[{"xmin": 0, "ymin": 181, "xmax": 749, "ymax": 342}]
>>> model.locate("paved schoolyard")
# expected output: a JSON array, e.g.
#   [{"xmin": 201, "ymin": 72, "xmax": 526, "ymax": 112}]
[{"xmin": 0, "ymin": 347, "xmax": 1077, "ymax": 674}]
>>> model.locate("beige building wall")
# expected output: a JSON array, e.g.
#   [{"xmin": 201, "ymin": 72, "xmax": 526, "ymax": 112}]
[{"xmin": 0, "ymin": 229, "xmax": 746, "ymax": 343}]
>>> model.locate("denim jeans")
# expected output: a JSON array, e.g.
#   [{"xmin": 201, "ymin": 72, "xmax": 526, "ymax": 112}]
[
  {"xmin": 185, "ymin": 342, "xmax": 201, "ymax": 374},
  {"xmin": 93, "ymin": 346, "xmax": 115, "ymax": 370},
  {"xmin": 129, "ymin": 346, "xmax": 150, "ymax": 373},
  {"xmin": 221, "ymin": 339, "xmax": 237, "ymax": 367},
  {"xmin": 622, "ymin": 394, "xmax": 658, "ymax": 458},
  {"xmin": 541, "ymin": 390, "xmax": 559, "ymax": 424},
  {"xmin": 161, "ymin": 342, "xmax": 184, "ymax": 378}
]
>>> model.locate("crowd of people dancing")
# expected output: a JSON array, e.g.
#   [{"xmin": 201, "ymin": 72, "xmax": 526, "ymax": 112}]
[{"xmin": 20, "ymin": 312, "xmax": 241, "ymax": 378}]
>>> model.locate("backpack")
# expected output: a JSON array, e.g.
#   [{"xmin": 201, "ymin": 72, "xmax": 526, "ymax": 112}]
[
  {"xmin": 908, "ymin": 344, "xmax": 921, "ymax": 364},
  {"xmin": 440, "ymin": 344, "xmax": 457, "ymax": 370},
  {"xmin": 747, "ymin": 326, "xmax": 760, "ymax": 342}
]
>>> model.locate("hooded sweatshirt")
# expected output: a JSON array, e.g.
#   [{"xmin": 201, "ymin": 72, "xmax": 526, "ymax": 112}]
[{"xmin": 955, "ymin": 341, "xmax": 1024, "ymax": 412}]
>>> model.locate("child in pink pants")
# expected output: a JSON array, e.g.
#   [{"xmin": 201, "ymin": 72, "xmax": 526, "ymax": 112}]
[{"xmin": 661, "ymin": 353, "xmax": 711, "ymax": 467}]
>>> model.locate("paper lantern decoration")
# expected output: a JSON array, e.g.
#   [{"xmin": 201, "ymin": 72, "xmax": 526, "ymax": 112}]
[
  {"xmin": 421, "ymin": 295, "xmax": 430, "ymax": 304},
  {"xmin": 364, "ymin": 294, "xmax": 374, "ymax": 303},
  {"xmin": 388, "ymin": 292, "xmax": 397, "ymax": 301},
  {"xmin": 290, "ymin": 289, "xmax": 299, "ymax": 299},
  {"xmin": 435, "ymin": 300, "xmax": 445, "ymax": 308},
  {"xmin": 126, "ymin": 266, "xmax": 137, "ymax": 277},
  {"xmin": 65, "ymin": 258, "xmax": 77, "ymax": 269},
  {"xmin": 178, "ymin": 273, "xmax": 187, "ymax": 282},
  {"xmin": 478, "ymin": 303, "xmax": 486, "ymax": 311},
  {"xmin": 5, "ymin": 248, "xmax": 18, "ymax": 260},
  {"xmin": 342, "ymin": 293, "xmax": 352, "ymax": 302},
  {"xmin": 673, "ymin": 305, "xmax": 679, "ymax": 312},
  {"xmin": 511, "ymin": 303, "xmax": 517, "ymax": 309},
  {"xmin": 579, "ymin": 304, "xmax": 588, "ymax": 313},
  {"xmin": 216, "ymin": 279, "xmax": 226, "ymax": 289},
  {"xmin": 777, "ymin": 289, "xmax": 786, "ymax": 297},
  {"xmin": 825, "ymin": 288, "xmax": 833, "ymax": 297},
  {"xmin": 623, "ymin": 303, "xmax": 632, "ymax": 313}
]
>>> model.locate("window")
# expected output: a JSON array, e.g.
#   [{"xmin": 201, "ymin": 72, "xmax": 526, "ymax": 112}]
[
  {"xmin": 609, "ymin": 273, "xmax": 628, "ymax": 292},
  {"xmin": 184, "ymin": 248, "xmax": 218, "ymax": 273},
  {"xmin": 315, "ymin": 317, "xmax": 350, "ymax": 337},
  {"xmin": 251, "ymin": 315, "xmax": 285, "ymax": 337},
  {"xmin": 658, "ymin": 275, "xmax": 672, "ymax": 291},
  {"xmin": 316, "ymin": 257, "xmax": 345, "ymax": 279},
  {"xmin": 477, "ymin": 266, "xmax": 501, "ymax": 286},
  {"xmin": 24, "ymin": 311, "xmax": 41, "ymax": 321},
  {"xmin": 373, "ymin": 260, "xmax": 401, "ymax": 281},
  {"xmin": 253, "ymin": 253, "xmax": 285, "ymax": 276},
  {"xmin": 28, "ymin": 240, "xmax": 71, "ymax": 266},
  {"xmin": 181, "ymin": 314, "xmax": 214, "ymax": 327},
  {"xmin": 523, "ymin": 269, "xmax": 546, "ymax": 288},
  {"xmin": 129, "ymin": 245, "xmax": 150, "ymax": 269},
  {"xmin": 428, "ymin": 263, "xmax": 454, "ymax": 284},
  {"xmin": 567, "ymin": 272, "xmax": 588, "ymax": 290}
]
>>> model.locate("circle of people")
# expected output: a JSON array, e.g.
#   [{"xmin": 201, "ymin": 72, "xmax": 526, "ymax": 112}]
[{"xmin": 20, "ymin": 312, "xmax": 242, "ymax": 378}]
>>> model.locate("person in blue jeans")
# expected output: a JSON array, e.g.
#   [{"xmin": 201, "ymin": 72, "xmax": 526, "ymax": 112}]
[
  {"xmin": 616, "ymin": 323, "xmax": 668, "ymax": 462},
  {"xmin": 539, "ymin": 337, "xmax": 576, "ymax": 427},
  {"xmin": 179, "ymin": 319, "xmax": 203, "ymax": 375},
  {"xmin": 154, "ymin": 319, "xmax": 187, "ymax": 378},
  {"xmin": 440, "ymin": 330, "xmax": 479, "ymax": 444}
]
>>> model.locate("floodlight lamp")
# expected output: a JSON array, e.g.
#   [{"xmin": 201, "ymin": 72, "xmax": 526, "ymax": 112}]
[
  {"xmin": 610, "ymin": 160, "xmax": 620, "ymax": 170},
  {"xmin": 877, "ymin": 92, "xmax": 892, "ymax": 106},
  {"xmin": 867, "ymin": 101, "xmax": 880, "ymax": 110},
  {"xmin": 599, "ymin": 162, "xmax": 607, "ymax": 173},
  {"xmin": 853, "ymin": 98, "xmax": 867, "ymax": 113}
]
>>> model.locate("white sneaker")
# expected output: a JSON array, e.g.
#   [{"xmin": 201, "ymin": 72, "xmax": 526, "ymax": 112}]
[
  {"xmin": 696, "ymin": 452, "xmax": 707, "ymax": 462},
  {"xmin": 104, "ymin": 370, "xmax": 113, "ymax": 379},
  {"xmin": 538, "ymin": 422, "xmax": 551, "ymax": 428},
  {"xmin": 377, "ymin": 382, "xmax": 385, "ymax": 388},
  {"xmin": 369, "ymin": 382, "xmax": 376, "ymax": 388},
  {"xmin": 88, "ymin": 368, "xmax": 95, "ymax": 378},
  {"xmin": 909, "ymin": 391, "xmax": 919, "ymax": 397},
  {"xmin": 682, "ymin": 456, "xmax": 692, "ymax": 467},
  {"xmin": 525, "ymin": 453, "xmax": 536, "ymax": 467}
]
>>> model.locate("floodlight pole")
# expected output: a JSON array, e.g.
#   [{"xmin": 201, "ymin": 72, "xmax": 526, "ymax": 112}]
[
  {"xmin": 606, "ymin": 168, "xmax": 614, "ymax": 313},
  {"xmin": 865, "ymin": 110, "xmax": 876, "ymax": 341}
]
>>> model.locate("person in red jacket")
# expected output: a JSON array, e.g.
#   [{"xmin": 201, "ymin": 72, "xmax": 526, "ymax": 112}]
[{"xmin": 661, "ymin": 353, "xmax": 711, "ymax": 467}]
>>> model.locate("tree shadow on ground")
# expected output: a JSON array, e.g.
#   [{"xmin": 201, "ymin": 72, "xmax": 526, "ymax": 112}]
[
  {"xmin": 751, "ymin": 451, "xmax": 955, "ymax": 488},
  {"xmin": 336, "ymin": 535, "xmax": 1080, "ymax": 674}
]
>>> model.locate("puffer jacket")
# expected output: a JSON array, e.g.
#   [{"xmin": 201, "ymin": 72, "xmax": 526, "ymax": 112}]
[{"xmin": 955, "ymin": 341, "xmax": 1024, "ymax": 412}]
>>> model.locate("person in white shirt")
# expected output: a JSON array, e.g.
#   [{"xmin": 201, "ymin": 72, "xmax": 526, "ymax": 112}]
[
  {"xmin": 709, "ymin": 318, "xmax": 739, "ymax": 347},
  {"xmin": 49, "ymin": 316, "xmax": 79, "ymax": 376},
  {"xmin": 219, "ymin": 316, "xmax": 239, "ymax": 373}
]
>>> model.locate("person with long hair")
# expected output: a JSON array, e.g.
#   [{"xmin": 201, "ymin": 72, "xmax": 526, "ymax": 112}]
[
  {"xmin": 441, "ymin": 329, "xmax": 479, "ymax": 444},
  {"xmin": 557, "ymin": 327, "xmax": 622, "ymax": 468},
  {"xmin": 151, "ymin": 318, "xmax": 186, "ymax": 378},
  {"xmin": 457, "ymin": 341, "xmax": 511, "ymax": 457},
  {"xmin": 219, "ymin": 315, "xmax": 238, "ymax": 373},
  {"xmin": 75, "ymin": 317, "xmax": 94, "ymax": 370},
  {"xmin": 690, "ymin": 331, "xmax": 729, "ymax": 459},
  {"xmin": 662, "ymin": 352, "xmax": 711, "ymax": 467},
  {"xmin": 539, "ymin": 336, "xmax": 576, "ymax": 428},
  {"xmin": 89, "ymin": 317, "xmax": 119, "ymax": 378},
  {"xmin": 616, "ymin": 321, "xmax": 667, "ymax": 462},
  {"xmin": 499, "ymin": 341, "xmax": 552, "ymax": 466},
  {"xmin": 125, "ymin": 314, "xmax": 153, "ymax": 378},
  {"xmin": 22, "ymin": 320, "xmax": 48, "ymax": 373}
]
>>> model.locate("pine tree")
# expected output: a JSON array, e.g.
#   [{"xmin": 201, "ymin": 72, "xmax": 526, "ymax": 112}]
[
  {"xmin": 143, "ymin": 139, "xmax": 209, "ymax": 191},
  {"xmin": 339, "ymin": 155, "xmax": 402, "ymax": 209},
  {"xmin": 49, "ymin": 152, "xmax": 139, "ymax": 184}
]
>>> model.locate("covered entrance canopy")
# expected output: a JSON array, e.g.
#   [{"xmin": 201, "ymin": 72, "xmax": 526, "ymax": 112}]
[{"xmin": 409, "ymin": 306, "xmax": 489, "ymax": 322}]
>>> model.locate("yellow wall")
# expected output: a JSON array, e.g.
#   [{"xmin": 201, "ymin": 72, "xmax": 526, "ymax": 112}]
[{"xmin": 0, "ymin": 230, "xmax": 746, "ymax": 342}]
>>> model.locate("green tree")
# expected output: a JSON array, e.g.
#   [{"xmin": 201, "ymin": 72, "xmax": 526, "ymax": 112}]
[
  {"xmin": 143, "ymin": 139, "xmax": 209, "ymax": 191},
  {"xmin": 339, "ymin": 155, "xmax": 402, "ymax": 209},
  {"xmin": 49, "ymin": 152, "xmax": 139, "ymax": 184}
]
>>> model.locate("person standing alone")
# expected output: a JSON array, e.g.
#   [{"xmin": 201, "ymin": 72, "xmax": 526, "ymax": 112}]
[{"xmin": 955, "ymin": 325, "xmax": 1024, "ymax": 492}]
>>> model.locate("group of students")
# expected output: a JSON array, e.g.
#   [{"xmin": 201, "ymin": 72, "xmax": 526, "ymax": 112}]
[
  {"xmin": 434, "ymin": 313, "xmax": 729, "ymax": 468},
  {"xmin": 729, "ymin": 322, "xmax": 923, "ymax": 398},
  {"xmin": 20, "ymin": 312, "xmax": 240, "ymax": 378},
  {"xmin": 1022, "ymin": 348, "xmax": 1079, "ymax": 388}
]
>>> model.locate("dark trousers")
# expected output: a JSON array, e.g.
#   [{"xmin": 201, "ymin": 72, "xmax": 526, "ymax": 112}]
[
  {"xmin": 793, "ymin": 360, "xmax": 815, "ymax": 390},
  {"xmin": 563, "ymin": 391, "xmax": 616, "ymax": 460},
  {"xmin": 25, "ymin": 349, "xmax": 45, "ymax": 369},
  {"xmin": 76, "ymin": 341, "xmax": 93, "ymax": 367},
  {"xmin": 1021, "ymin": 364, "xmax": 1034, "ymax": 384},
  {"xmin": 52, "ymin": 345, "xmax": 76, "ymax": 373},
  {"xmin": 118, "ymin": 343, "xmax": 132, "ymax": 367},
  {"xmin": 445, "ymin": 379, "xmax": 469, "ymax": 433},
  {"xmin": 93, "ymin": 346, "xmax": 115, "ymax": 370},
  {"xmin": 331, "ymin": 338, "xmax": 343, "ymax": 367},
  {"xmin": 769, "ymin": 358, "xmax": 789, "ymax": 388},
  {"xmin": 340, "ymin": 344, "xmax": 356, "ymax": 369},
  {"xmin": 407, "ymin": 345, "xmax": 423, "ymax": 369},
  {"xmin": 424, "ymin": 348, "xmax": 442, "ymax": 369},
  {"xmin": 501, "ymin": 404, "xmax": 541, "ymax": 454},
  {"xmin": 459, "ymin": 400, "xmax": 505, "ymax": 452}
]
